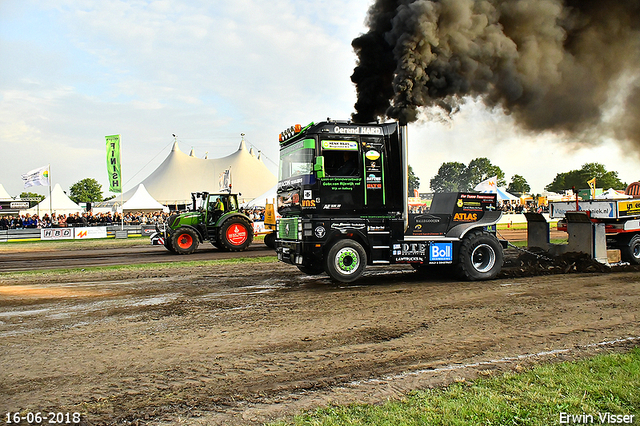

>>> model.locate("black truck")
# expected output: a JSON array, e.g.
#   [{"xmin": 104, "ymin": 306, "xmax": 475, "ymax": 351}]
[{"xmin": 274, "ymin": 120, "xmax": 507, "ymax": 283}]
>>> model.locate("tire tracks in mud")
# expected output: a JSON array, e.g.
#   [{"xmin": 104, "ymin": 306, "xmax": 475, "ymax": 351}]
[{"xmin": 0, "ymin": 252, "xmax": 639, "ymax": 425}]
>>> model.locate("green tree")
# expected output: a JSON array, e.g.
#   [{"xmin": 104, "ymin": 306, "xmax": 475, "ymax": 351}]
[
  {"xmin": 507, "ymin": 174, "xmax": 531, "ymax": 194},
  {"xmin": 69, "ymin": 178, "xmax": 104, "ymax": 203},
  {"xmin": 430, "ymin": 162, "xmax": 467, "ymax": 193},
  {"xmin": 462, "ymin": 157, "xmax": 506, "ymax": 191},
  {"xmin": 408, "ymin": 165, "xmax": 420, "ymax": 196},
  {"xmin": 19, "ymin": 192, "xmax": 45, "ymax": 208},
  {"xmin": 545, "ymin": 163, "xmax": 626, "ymax": 192}
]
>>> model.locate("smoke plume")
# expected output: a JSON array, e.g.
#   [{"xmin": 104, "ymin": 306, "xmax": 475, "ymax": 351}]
[{"xmin": 351, "ymin": 0, "xmax": 640, "ymax": 150}]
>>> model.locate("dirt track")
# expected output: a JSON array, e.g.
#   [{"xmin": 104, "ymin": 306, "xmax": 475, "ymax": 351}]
[{"xmin": 0, "ymin": 239, "xmax": 639, "ymax": 425}]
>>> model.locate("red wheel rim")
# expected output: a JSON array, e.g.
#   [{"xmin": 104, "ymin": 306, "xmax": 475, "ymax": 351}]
[
  {"xmin": 226, "ymin": 224, "xmax": 248, "ymax": 246},
  {"xmin": 177, "ymin": 233, "xmax": 193, "ymax": 249}
]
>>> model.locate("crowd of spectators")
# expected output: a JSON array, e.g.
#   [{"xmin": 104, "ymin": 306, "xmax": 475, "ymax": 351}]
[
  {"xmin": 0, "ymin": 208, "xmax": 269, "ymax": 230},
  {"xmin": 0, "ymin": 211, "xmax": 174, "ymax": 230}
]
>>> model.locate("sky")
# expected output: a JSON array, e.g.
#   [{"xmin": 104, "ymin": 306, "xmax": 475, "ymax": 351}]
[{"xmin": 1, "ymin": 0, "xmax": 638, "ymax": 199}]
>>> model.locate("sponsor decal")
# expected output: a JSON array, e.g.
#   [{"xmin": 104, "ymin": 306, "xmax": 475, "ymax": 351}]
[
  {"xmin": 302, "ymin": 199, "xmax": 316, "ymax": 208},
  {"xmin": 321, "ymin": 140, "xmax": 358, "ymax": 150},
  {"xmin": 415, "ymin": 215, "xmax": 442, "ymax": 224},
  {"xmin": 430, "ymin": 242, "xmax": 453, "ymax": 262},
  {"xmin": 401, "ymin": 243, "xmax": 428, "ymax": 255},
  {"xmin": 367, "ymin": 225, "xmax": 387, "ymax": 232},
  {"xmin": 396, "ymin": 256, "xmax": 423, "ymax": 262},
  {"xmin": 457, "ymin": 199, "xmax": 463, "ymax": 208},
  {"xmin": 367, "ymin": 183, "xmax": 382, "ymax": 189},
  {"xmin": 314, "ymin": 226, "xmax": 326, "ymax": 238},
  {"xmin": 227, "ymin": 224, "xmax": 248, "ymax": 245},
  {"xmin": 331, "ymin": 222, "xmax": 366, "ymax": 231},
  {"xmin": 366, "ymin": 174, "xmax": 381, "ymax": 183},
  {"xmin": 365, "ymin": 150, "xmax": 381, "ymax": 161},
  {"xmin": 453, "ymin": 212, "xmax": 478, "ymax": 222},
  {"xmin": 332, "ymin": 126, "xmax": 382, "ymax": 136},
  {"xmin": 303, "ymin": 190, "xmax": 312, "ymax": 200},
  {"xmin": 323, "ymin": 204, "xmax": 342, "ymax": 209}
]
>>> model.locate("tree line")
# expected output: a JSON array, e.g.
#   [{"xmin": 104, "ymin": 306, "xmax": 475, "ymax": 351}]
[{"xmin": 429, "ymin": 160, "xmax": 629, "ymax": 194}]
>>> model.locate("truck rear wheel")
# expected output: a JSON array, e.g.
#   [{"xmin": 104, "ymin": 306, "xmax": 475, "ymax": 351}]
[
  {"xmin": 171, "ymin": 227, "xmax": 199, "ymax": 255},
  {"xmin": 621, "ymin": 234, "xmax": 640, "ymax": 264},
  {"xmin": 325, "ymin": 239, "xmax": 367, "ymax": 283},
  {"xmin": 456, "ymin": 230, "xmax": 503, "ymax": 280},
  {"xmin": 218, "ymin": 217, "xmax": 253, "ymax": 252}
]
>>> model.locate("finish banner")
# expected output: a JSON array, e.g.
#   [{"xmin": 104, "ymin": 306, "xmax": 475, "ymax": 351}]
[{"xmin": 106, "ymin": 134, "xmax": 121, "ymax": 192}]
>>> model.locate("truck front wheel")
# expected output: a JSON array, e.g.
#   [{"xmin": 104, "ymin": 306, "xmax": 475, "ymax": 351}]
[
  {"xmin": 621, "ymin": 234, "xmax": 640, "ymax": 264},
  {"xmin": 171, "ymin": 227, "xmax": 199, "ymax": 255},
  {"xmin": 456, "ymin": 231, "xmax": 503, "ymax": 280},
  {"xmin": 218, "ymin": 217, "xmax": 254, "ymax": 252},
  {"xmin": 325, "ymin": 239, "xmax": 367, "ymax": 283}
]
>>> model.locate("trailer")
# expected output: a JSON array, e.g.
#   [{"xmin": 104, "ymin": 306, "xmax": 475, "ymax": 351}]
[
  {"xmin": 274, "ymin": 120, "xmax": 507, "ymax": 283},
  {"xmin": 549, "ymin": 198, "xmax": 640, "ymax": 264}
]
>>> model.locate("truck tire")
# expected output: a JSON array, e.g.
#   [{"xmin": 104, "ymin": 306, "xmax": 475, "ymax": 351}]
[
  {"xmin": 621, "ymin": 234, "xmax": 640, "ymax": 264},
  {"xmin": 456, "ymin": 230, "xmax": 503, "ymax": 281},
  {"xmin": 325, "ymin": 239, "xmax": 367, "ymax": 283},
  {"xmin": 264, "ymin": 231, "xmax": 276, "ymax": 249},
  {"xmin": 171, "ymin": 227, "xmax": 199, "ymax": 255},
  {"xmin": 218, "ymin": 217, "xmax": 253, "ymax": 252}
]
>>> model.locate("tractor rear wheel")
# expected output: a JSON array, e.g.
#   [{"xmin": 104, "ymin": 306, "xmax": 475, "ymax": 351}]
[
  {"xmin": 218, "ymin": 217, "xmax": 254, "ymax": 252},
  {"xmin": 171, "ymin": 227, "xmax": 199, "ymax": 255},
  {"xmin": 264, "ymin": 231, "xmax": 276, "ymax": 249}
]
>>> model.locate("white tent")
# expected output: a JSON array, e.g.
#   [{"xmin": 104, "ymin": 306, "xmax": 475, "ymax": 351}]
[
  {"xmin": 24, "ymin": 183, "xmax": 83, "ymax": 215},
  {"xmin": 595, "ymin": 188, "xmax": 631, "ymax": 200},
  {"xmin": 122, "ymin": 184, "xmax": 169, "ymax": 212},
  {"xmin": 243, "ymin": 185, "xmax": 277, "ymax": 209},
  {"xmin": 121, "ymin": 139, "xmax": 277, "ymax": 206},
  {"xmin": 0, "ymin": 184, "xmax": 12, "ymax": 200}
]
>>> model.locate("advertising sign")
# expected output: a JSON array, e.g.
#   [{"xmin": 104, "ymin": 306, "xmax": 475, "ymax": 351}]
[
  {"xmin": 41, "ymin": 228, "xmax": 74, "ymax": 240},
  {"xmin": 74, "ymin": 227, "xmax": 108, "ymax": 239},
  {"xmin": 106, "ymin": 134, "xmax": 121, "ymax": 192}
]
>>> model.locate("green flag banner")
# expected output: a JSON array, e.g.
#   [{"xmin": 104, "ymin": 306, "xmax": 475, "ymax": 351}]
[{"xmin": 106, "ymin": 135, "xmax": 121, "ymax": 192}]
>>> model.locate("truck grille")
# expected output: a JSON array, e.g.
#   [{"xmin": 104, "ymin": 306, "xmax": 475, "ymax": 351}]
[{"xmin": 278, "ymin": 217, "xmax": 299, "ymax": 240}]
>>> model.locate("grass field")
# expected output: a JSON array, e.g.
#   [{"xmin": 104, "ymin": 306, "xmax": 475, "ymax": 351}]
[{"xmin": 274, "ymin": 349, "xmax": 639, "ymax": 426}]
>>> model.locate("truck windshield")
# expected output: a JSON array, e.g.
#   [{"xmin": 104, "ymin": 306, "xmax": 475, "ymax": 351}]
[{"xmin": 279, "ymin": 139, "xmax": 315, "ymax": 181}]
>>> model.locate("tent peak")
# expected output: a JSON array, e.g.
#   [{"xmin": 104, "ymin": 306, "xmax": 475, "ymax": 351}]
[{"xmin": 171, "ymin": 140, "xmax": 182, "ymax": 153}]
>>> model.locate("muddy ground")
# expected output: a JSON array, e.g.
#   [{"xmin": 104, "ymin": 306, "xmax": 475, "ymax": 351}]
[{"xmin": 0, "ymin": 238, "xmax": 639, "ymax": 425}]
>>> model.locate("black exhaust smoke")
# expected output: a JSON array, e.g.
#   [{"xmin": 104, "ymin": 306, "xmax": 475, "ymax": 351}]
[{"xmin": 351, "ymin": 0, "xmax": 640, "ymax": 150}]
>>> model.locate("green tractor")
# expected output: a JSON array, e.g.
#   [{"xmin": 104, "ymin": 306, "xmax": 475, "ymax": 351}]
[{"xmin": 151, "ymin": 192, "xmax": 254, "ymax": 254}]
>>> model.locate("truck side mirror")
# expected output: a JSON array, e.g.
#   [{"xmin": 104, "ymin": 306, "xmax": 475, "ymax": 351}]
[{"xmin": 314, "ymin": 156, "xmax": 325, "ymax": 179}]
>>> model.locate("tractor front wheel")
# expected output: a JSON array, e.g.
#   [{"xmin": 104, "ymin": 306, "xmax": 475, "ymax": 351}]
[{"xmin": 171, "ymin": 227, "xmax": 199, "ymax": 255}]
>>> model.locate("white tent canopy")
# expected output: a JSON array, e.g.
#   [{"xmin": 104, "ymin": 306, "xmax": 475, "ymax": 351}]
[
  {"xmin": 121, "ymin": 139, "xmax": 277, "ymax": 206},
  {"xmin": 242, "ymin": 185, "xmax": 277, "ymax": 209},
  {"xmin": 122, "ymin": 184, "xmax": 169, "ymax": 212},
  {"xmin": 0, "ymin": 184, "xmax": 12, "ymax": 199},
  {"xmin": 24, "ymin": 183, "xmax": 83, "ymax": 215},
  {"xmin": 595, "ymin": 188, "xmax": 631, "ymax": 200}
]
